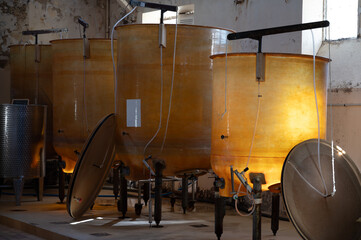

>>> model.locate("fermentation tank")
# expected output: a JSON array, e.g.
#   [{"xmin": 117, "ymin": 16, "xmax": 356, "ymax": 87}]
[
  {"xmin": 9, "ymin": 45, "xmax": 54, "ymax": 156},
  {"xmin": 51, "ymin": 39, "xmax": 116, "ymax": 173},
  {"xmin": 210, "ymin": 53, "xmax": 328, "ymax": 197},
  {"xmin": 115, "ymin": 24, "xmax": 232, "ymax": 180}
]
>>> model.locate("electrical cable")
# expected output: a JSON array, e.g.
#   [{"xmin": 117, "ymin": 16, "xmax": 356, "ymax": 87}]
[
  {"xmin": 221, "ymin": 40, "xmax": 228, "ymax": 119},
  {"xmin": 288, "ymin": 29, "xmax": 337, "ymax": 198},
  {"xmin": 83, "ymin": 56, "xmax": 89, "ymax": 135},
  {"xmin": 246, "ymin": 82, "xmax": 261, "ymax": 168},
  {"xmin": 143, "ymin": 46, "xmax": 164, "ymax": 158},
  {"xmin": 160, "ymin": 13, "xmax": 178, "ymax": 152},
  {"xmin": 327, "ymin": 26, "xmax": 336, "ymax": 196},
  {"xmin": 111, "ymin": 7, "xmax": 138, "ymax": 114},
  {"xmin": 234, "ymin": 174, "xmax": 255, "ymax": 217}
]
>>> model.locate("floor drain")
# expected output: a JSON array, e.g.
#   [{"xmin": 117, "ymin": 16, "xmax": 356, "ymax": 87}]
[
  {"xmin": 50, "ymin": 221, "xmax": 69, "ymax": 225},
  {"xmin": 91, "ymin": 233, "xmax": 111, "ymax": 237},
  {"xmin": 190, "ymin": 224, "xmax": 208, "ymax": 228},
  {"xmin": 10, "ymin": 209, "xmax": 27, "ymax": 212}
]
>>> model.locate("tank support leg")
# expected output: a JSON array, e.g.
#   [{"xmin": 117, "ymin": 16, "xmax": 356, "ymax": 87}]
[
  {"xmin": 118, "ymin": 168, "xmax": 128, "ymax": 218},
  {"xmin": 214, "ymin": 182, "xmax": 225, "ymax": 240},
  {"xmin": 35, "ymin": 177, "xmax": 44, "ymax": 201},
  {"xmin": 0, "ymin": 178, "xmax": 3, "ymax": 198},
  {"xmin": 143, "ymin": 182, "xmax": 149, "ymax": 206},
  {"xmin": 182, "ymin": 174, "xmax": 188, "ymax": 214},
  {"xmin": 271, "ymin": 192, "xmax": 280, "ymax": 235},
  {"xmin": 58, "ymin": 156, "xmax": 65, "ymax": 203},
  {"xmin": 153, "ymin": 160, "xmax": 165, "ymax": 227},
  {"xmin": 113, "ymin": 167, "xmax": 119, "ymax": 200},
  {"xmin": 252, "ymin": 175, "xmax": 263, "ymax": 240},
  {"xmin": 13, "ymin": 177, "xmax": 24, "ymax": 206},
  {"xmin": 135, "ymin": 181, "xmax": 143, "ymax": 215}
]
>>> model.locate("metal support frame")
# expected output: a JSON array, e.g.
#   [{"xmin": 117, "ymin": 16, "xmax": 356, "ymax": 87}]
[
  {"xmin": 182, "ymin": 174, "xmax": 188, "ymax": 214},
  {"xmin": 118, "ymin": 164, "xmax": 128, "ymax": 218},
  {"xmin": 250, "ymin": 173, "xmax": 265, "ymax": 240},
  {"xmin": 153, "ymin": 160, "xmax": 165, "ymax": 227},
  {"xmin": 58, "ymin": 156, "xmax": 65, "ymax": 203},
  {"xmin": 214, "ymin": 177, "xmax": 226, "ymax": 240}
]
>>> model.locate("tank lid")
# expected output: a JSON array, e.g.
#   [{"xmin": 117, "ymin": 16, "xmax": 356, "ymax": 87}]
[
  {"xmin": 67, "ymin": 113, "xmax": 117, "ymax": 219},
  {"xmin": 281, "ymin": 139, "xmax": 361, "ymax": 240},
  {"xmin": 210, "ymin": 52, "xmax": 330, "ymax": 62},
  {"xmin": 115, "ymin": 23, "xmax": 234, "ymax": 33}
]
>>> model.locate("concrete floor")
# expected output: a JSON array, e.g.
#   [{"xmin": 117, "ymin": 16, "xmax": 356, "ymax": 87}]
[{"xmin": 0, "ymin": 188, "xmax": 301, "ymax": 240}]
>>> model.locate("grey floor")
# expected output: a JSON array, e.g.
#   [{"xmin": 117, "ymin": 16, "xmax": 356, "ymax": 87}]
[{"xmin": 0, "ymin": 189, "xmax": 301, "ymax": 240}]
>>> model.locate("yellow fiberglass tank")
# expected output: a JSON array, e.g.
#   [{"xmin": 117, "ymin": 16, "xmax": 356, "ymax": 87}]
[
  {"xmin": 210, "ymin": 53, "xmax": 329, "ymax": 197},
  {"xmin": 115, "ymin": 24, "xmax": 232, "ymax": 180},
  {"xmin": 51, "ymin": 39, "xmax": 116, "ymax": 173},
  {"xmin": 9, "ymin": 44, "xmax": 55, "ymax": 156}
]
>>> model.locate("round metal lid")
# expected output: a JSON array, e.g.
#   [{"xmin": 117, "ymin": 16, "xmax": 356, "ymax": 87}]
[
  {"xmin": 282, "ymin": 139, "xmax": 361, "ymax": 240},
  {"xmin": 67, "ymin": 113, "xmax": 117, "ymax": 219}
]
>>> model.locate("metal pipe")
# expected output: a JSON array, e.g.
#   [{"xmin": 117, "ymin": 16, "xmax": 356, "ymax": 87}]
[
  {"xmin": 227, "ymin": 21, "xmax": 329, "ymax": 41},
  {"xmin": 327, "ymin": 103, "xmax": 361, "ymax": 107}
]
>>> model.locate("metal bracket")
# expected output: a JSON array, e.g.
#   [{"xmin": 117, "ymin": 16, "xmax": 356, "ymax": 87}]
[
  {"xmin": 159, "ymin": 23, "xmax": 166, "ymax": 48},
  {"xmin": 83, "ymin": 37, "xmax": 90, "ymax": 59},
  {"xmin": 230, "ymin": 166, "xmax": 253, "ymax": 195},
  {"xmin": 256, "ymin": 52, "xmax": 265, "ymax": 82}
]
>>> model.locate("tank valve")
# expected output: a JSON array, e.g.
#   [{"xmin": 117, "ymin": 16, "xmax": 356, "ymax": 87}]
[{"xmin": 221, "ymin": 135, "xmax": 228, "ymax": 140}]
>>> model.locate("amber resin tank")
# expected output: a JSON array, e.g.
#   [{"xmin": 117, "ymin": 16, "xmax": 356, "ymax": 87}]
[
  {"xmin": 210, "ymin": 53, "xmax": 328, "ymax": 197},
  {"xmin": 9, "ymin": 44, "xmax": 55, "ymax": 156},
  {"xmin": 115, "ymin": 24, "xmax": 232, "ymax": 180},
  {"xmin": 51, "ymin": 39, "xmax": 116, "ymax": 173}
]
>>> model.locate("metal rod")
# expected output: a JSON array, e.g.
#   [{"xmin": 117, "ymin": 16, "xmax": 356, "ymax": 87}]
[
  {"xmin": 327, "ymin": 103, "xmax": 361, "ymax": 107},
  {"xmin": 22, "ymin": 28, "xmax": 68, "ymax": 36},
  {"xmin": 129, "ymin": 0, "xmax": 177, "ymax": 12},
  {"xmin": 227, "ymin": 20, "xmax": 329, "ymax": 41}
]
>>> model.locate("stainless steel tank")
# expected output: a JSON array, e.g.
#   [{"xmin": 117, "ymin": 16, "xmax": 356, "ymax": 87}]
[{"xmin": 0, "ymin": 104, "xmax": 46, "ymax": 205}]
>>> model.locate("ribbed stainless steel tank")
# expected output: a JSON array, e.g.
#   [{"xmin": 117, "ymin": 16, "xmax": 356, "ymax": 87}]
[{"xmin": 0, "ymin": 104, "xmax": 46, "ymax": 204}]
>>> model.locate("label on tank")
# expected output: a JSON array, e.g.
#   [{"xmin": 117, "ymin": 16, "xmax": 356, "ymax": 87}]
[{"xmin": 126, "ymin": 99, "xmax": 141, "ymax": 127}]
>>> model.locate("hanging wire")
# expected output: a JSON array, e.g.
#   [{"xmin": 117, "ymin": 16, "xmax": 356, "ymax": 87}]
[
  {"xmin": 221, "ymin": 40, "xmax": 229, "ymax": 119},
  {"xmin": 327, "ymin": 25, "xmax": 336, "ymax": 196},
  {"xmin": 111, "ymin": 7, "xmax": 138, "ymax": 113},
  {"xmin": 246, "ymin": 81, "xmax": 261, "ymax": 168},
  {"xmin": 160, "ymin": 13, "xmax": 178, "ymax": 152},
  {"xmin": 235, "ymin": 174, "xmax": 255, "ymax": 217},
  {"xmin": 83, "ymin": 56, "xmax": 89, "ymax": 135},
  {"xmin": 288, "ymin": 29, "xmax": 337, "ymax": 198},
  {"xmin": 143, "ymin": 46, "xmax": 164, "ymax": 157}
]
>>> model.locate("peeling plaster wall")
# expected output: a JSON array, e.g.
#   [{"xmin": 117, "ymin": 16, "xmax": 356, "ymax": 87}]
[
  {"xmin": 136, "ymin": 0, "xmax": 304, "ymax": 53},
  {"xmin": 0, "ymin": 0, "xmax": 129, "ymax": 103},
  {"xmin": 318, "ymin": 39, "xmax": 361, "ymax": 170}
]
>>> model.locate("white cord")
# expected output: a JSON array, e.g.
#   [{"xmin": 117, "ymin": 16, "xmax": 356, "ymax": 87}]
[
  {"xmin": 221, "ymin": 40, "xmax": 228, "ymax": 119},
  {"xmin": 235, "ymin": 175, "xmax": 255, "ymax": 217},
  {"xmin": 311, "ymin": 29, "xmax": 329, "ymax": 196},
  {"xmin": 288, "ymin": 29, "xmax": 336, "ymax": 198},
  {"xmin": 143, "ymin": 46, "xmax": 164, "ymax": 157},
  {"xmin": 246, "ymin": 82, "xmax": 261, "ymax": 168},
  {"xmin": 161, "ymin": 14, "xmax": 178, "ymax": 152},
  {"xmin": 111, "ymin": 7, "xmax": 138, "ymax": 113},
  {"xmin": 83, "ymin": 57, "xmax": 89, "ymax": 135},
  {"xmin": 327, "ymin": 26, "xmax": 336, "ymax": 196}
]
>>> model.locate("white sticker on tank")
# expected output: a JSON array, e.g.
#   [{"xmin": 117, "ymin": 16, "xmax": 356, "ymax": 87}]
[{"xmin": 126, "ymin": 99, "xmax": 141, "ymax": 127}]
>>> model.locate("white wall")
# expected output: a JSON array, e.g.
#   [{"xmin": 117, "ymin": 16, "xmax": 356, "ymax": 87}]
[
  {"xmin": 136, "ymin": 0, "xmax": 304, "ymax": 53},
  {"xmin": 302, "ymin": 0, "xmax": 324, "ymax": 54}
]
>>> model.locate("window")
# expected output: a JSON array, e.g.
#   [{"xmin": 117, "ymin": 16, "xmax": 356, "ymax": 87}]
[
  {"xmin": 142, "ymin": 4, "xmax": 194, "ymax": 25},
  {"xmin": 325, "ymin": 0, "xmax": 358, "ymax": 40}
]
